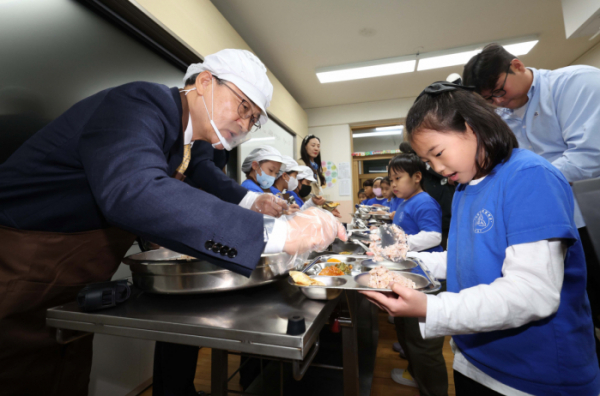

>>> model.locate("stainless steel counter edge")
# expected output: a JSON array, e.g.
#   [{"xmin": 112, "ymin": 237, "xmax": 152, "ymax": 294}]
[
  {"xmin": 46, "ymin": 318, "xmax": 307, "ymax": 360},
  {"xmin": 46, "ymin": 294, "xmax": 339, "ymax": 359}
]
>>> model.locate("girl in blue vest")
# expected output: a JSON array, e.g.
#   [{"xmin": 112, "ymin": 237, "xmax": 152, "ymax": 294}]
[
  {"xmin": 362, "ymin": 82, "xmax": 600, "ymax": 395},
  {"xmin": 388, "ymin": 152, "xmax": 447, "ymax": 394},
  {"xmin": 365, "ymin": 177, "xmax": 387, "ymax": 206}
]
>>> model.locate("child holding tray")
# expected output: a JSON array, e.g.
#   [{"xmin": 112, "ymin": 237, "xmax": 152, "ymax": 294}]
[{"xmin": 362, "ymin": 81, "xmax": 600, "ymax": 395}]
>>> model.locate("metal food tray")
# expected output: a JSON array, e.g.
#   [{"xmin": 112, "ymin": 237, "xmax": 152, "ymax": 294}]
[{"xmin": 290, "ymin": 255, "xmax": 441, "ymax": 299}]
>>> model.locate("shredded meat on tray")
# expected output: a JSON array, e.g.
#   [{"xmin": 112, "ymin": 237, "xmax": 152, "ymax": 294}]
[{"xmin": 368, "ymin": 266, "xmax": 416, "ymax": 289}]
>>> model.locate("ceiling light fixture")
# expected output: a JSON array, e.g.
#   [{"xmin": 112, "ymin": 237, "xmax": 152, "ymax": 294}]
[
  {"xmin": 316, "ymin": 36, "xmax": 538, "ymax": 82},
  {"xmin": 417, "ymin": 36, "xmax": 538, "ymax": 71},
  {"xmin": 316, "ymin": 56, "xmax": 416, "ymax": 83},
  {"xmin": 376, "ymin": 125, "xmax": 403, "ymax": 131},
  {"xmin": 353, "ymin": 128, "xmax": 403, "ymax": 138}
]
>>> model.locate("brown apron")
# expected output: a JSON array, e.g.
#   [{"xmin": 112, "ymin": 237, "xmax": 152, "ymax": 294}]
[{"xmin": 0, "ymin": 225, "xmax": 136, "ymax": 396}]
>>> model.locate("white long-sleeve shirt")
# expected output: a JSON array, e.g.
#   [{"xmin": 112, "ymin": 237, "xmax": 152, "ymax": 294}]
[{"xmin": 409, "ymin": 239, "xmax": 567, "ymax": 395}]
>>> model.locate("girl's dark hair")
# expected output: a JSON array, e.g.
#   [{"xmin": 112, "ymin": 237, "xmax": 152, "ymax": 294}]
[
  {"xmin": 380, "ymin": 177, "xmax": 391, "ymax": 186},
  {"xmin": 405, "ymin": 89, "xmax": 518, "ymax": 177},
  {"xmin": 388, "ymin": 153, "xmax": 426, "ymax": 188},
  {"xmin": 363, "ymin": 179, "xmax": 374, "ymax": 188},
  {"xmin": 300, "ymin": 135, "xmax": 326, "ymax": 186},
  {"xmin": 357, "ymin": 188, "xmax": 365, "ymax": 196}
]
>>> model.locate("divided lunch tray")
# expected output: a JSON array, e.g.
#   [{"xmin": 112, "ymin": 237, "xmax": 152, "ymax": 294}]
[{"xmin": 289, "ymin": 255, "xmax": 442, "ymax": 299}]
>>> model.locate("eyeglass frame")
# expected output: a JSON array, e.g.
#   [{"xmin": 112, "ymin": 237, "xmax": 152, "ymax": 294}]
[
  {"xmin": 217, "ymin": 77, "xmax": 262, "ymax": 132},
  {"xmin": 482, "ymin": 60, "xmax": 513, "ymax": 103}
]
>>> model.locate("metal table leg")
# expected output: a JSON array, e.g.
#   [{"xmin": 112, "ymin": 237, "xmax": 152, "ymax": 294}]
[
  {"xmin": 211, "ymin": 349, "xmax": 229, "ymax": 396},
  {"xmin": 339, "ymin": 291, "xmax": 360, "ymax": 396}
]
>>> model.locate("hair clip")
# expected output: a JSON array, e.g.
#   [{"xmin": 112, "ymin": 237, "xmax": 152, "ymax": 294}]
[{"xmin": 415, "ymin": 81, "xmax": 476, "ymax": 102}]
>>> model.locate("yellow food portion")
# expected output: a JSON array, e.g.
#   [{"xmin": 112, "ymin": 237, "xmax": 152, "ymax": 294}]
[
  {"xmin": 289, "ymin": 271, "xmax": 325, "ymax": 286},
  {"xmin": 327, "ymin": 258, "xmax": 341, "ymax": 263},
  {"xmin": 323, "ymin": 202, "xmax": 340, "ymax": 208}
]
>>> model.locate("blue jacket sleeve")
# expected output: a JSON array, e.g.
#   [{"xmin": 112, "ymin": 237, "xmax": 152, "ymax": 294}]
[
  {"xmin": 184, "ymin": 141, "xmax": 248, "ymax": 204},
  {"xmin": 77, "ymin": 84, "xmax": 265, "ymax": 277}
]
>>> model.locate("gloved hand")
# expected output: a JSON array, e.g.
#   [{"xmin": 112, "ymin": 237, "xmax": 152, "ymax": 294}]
[
  {"xmin": 282, "ymin": 207, "xmax": 347, "ymax": 255},
  {"xmin": 311, "ymin": 195, "xmax": 327, "ymax": 206},
  {"xmin": 250, "ymin": 194, "xmax": 288, "ymax": 218},
  {"xmin": 284, "ymin": 203, "xmax": 301, "ymax": 216}
]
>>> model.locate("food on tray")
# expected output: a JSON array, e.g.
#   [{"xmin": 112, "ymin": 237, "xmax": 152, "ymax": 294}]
[
  {"xmin": 318, "ymin": 261, "xmax": 353, "ymax": 275},
  {"xmin": 323, "ymin": 201, "xmax": 340, "ymax": 208},
  {"xmin": 368, "ymin": 225, "xmax": 408, "ymax": 262},
  {"xmin": 319, "ymin": 266, "xmax": 344, "ymax": 276},
  {"xmin": 339, "ymin": 251, "xmax": 352, "ymax": 255},
  {"xmin": 290, "ymin": 271, "xmax": 325, "ymax": 286},
  {"xmin": 368, "ymin": 266, "xmax": 416, "ymax": 289}
]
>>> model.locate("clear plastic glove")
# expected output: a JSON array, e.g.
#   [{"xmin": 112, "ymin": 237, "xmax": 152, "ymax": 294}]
[
  {"xmin": 250, "ymin": 194, "xmax": 288, "ymax": 218},
  {"xmin": 282, "ymin": 207, "xmax": 347, "ymax": 255},
  {"xmin": 311, "ymin": 195, "xmax": 327, "ymax": 206},
  {"xmin": 284, "ymin": 203, "xmax": 301, "ymax": 215}
]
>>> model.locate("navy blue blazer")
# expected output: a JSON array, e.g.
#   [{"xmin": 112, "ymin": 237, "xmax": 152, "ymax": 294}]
[
  {"xmin": 0, "ymin": 82, "xmax": 264, "ymax": 276},
  {"xmin": 184, "ymin": 141, "xmax": 248, "ymax": 205}
]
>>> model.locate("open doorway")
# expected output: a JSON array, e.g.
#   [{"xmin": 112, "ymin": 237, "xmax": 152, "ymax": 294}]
[{"xmin": 350, "ymin": 123, "xmax": 405, "ymax": 206}]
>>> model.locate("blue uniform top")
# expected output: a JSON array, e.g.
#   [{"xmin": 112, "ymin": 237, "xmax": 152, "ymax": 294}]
[
  {"xmin": 390, "ymin": 197, "xmax": 403, "ymax": 213},
  {"xmin": 0, "ymin": 82, "xmax": 265, "ymax": 276},
  {"xmin": 241, "ymin": 178, "xmax": 265, "ymax": 194},
  {"xmin": 365, "ymin": 197, "xmax": 387, "ymax": 206},
  {"xmin": 393, "ymin": 192, "xmax": 443, "ymax": 253},
  {"xmin": 360, "ymin": 199, "xmax": 369, "ymax": 205},
  {"xmin": 497, "ymin": 66, "xmax": 600, "ymax": 228},
  {"xmin": 448, "ymin": 149, "xmax": 600, "ymax": 395}
]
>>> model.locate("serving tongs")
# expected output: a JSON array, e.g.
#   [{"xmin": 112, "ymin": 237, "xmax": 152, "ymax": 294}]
[{"xmin": 378, "ymin": 224, "xmax": 441, "ymax": 288}]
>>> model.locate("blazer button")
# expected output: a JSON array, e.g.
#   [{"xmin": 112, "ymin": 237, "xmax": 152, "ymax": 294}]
[
  {"xmin": 205, "ymin": 240, "xmax": 214, "ymax": 250},
  {"xmin": 220, "ymin": 246, "xmax": 230, "ymax": 256},
  {"xmin": 227, "ymin": 248, "xmax": 237, "ymax": 258},
  {"xmin": 212, "ymin": 243, "xmax": 223, "ymax": 253}
]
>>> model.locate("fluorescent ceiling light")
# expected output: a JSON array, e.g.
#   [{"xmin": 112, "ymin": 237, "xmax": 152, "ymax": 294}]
[
  {"xmin": 316, "ymin": 56, "xmax": 416, "ymax": 83},
  {"xmin": 418, "ymin": 49, "xmax": 481, "ymax": 71},
  {"xmin": 353, "ymin": 130, "xmax": 403, "ymax": 138},
  {"xmin": 417, "ymin": 37, "xmax": 539, "ymax": 71},
  {"xmin": 503, "ymin": 40, "xmax": 538, "ymax": 56},
  {"xmin": 376, "ymin": 125, "xmax": 403, "ymax": 131}
]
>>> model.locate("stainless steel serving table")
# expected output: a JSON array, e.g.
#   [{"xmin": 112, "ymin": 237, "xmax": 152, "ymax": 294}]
[{"xmin": 46, "ymin": 278, "xmax": 368, "ymax": 396}]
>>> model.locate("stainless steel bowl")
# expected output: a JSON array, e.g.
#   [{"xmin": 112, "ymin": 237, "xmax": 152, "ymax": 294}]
[
  {"xmin": 288, "ymin": 276, "xmax": 345, "ymax": 300},
  {"xmin": 123, "ymin": 248, "xmax": 295, "ymax": 294},
  {"xmin": 354, "ymin": 271, "xmax": 430, "ymax": 290}
]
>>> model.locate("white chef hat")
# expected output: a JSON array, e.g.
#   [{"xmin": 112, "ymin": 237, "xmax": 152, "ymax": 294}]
[
  {"xmin": 296, "ymin": 166, "xmax": 317, "ymax": 182},
  {"xmin": 241, "ymin": 146, "xmax": 284, "ymax": 174},
  {"xmin": 277, "ymin": 156, "xmax": 303, "ymax": 178},
  {"xmin": 184, "ymin": 49, "xmax": 274, "ymax": 126}
]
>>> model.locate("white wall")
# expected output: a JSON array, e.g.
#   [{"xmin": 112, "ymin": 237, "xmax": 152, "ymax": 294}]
[
  {"xmin": 307, "ymin": 96, "xmax": 416, "ymax": 223},
  {"xmin": 571, "ymin": 41, "xmax": 600, "ymax": 67}
]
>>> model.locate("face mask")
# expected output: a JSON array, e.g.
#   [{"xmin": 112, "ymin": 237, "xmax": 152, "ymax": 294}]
[
  {"xmin": 256, "ymin": 166, "xmax": 275, "ymax": 189},
  {"xmin": 182, "ymin": 82, "xmax": 251, "ymax": 151},
  {"xmin": 286, "ymin": 175, "xmax": 298, "ymax": 191},
  {"xmin": 373, "ymin": 188, "xmax": 382, "ymax": 197},
  {"xmin": 299, "ymin": 184, "xmax": 311, "ymax": 198}
]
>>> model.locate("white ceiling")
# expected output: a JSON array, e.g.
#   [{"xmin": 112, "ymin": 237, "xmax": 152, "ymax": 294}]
[{"xmin": 210, "ymin": 0, "xmax": 600, "ymax": 109}]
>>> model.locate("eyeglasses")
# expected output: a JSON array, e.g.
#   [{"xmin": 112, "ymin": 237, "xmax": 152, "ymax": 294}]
[
  {"xmin": 482, "ymin": 61, "xmax": 512, "ymax": 104},
  {"xmin": 220, "ymin": 81, "xmax": 261, "ymax": 132}
]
